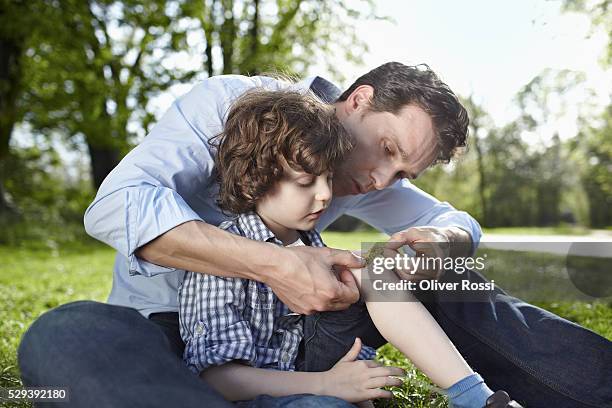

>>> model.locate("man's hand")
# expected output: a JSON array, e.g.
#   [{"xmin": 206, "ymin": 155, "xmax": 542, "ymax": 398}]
[
  {"xmin": 264, "ymin": 246, "xmax": 364, "ymax": 314},
  {"xmin": 384, "ymin": 226, "xmax": 471, "ymax": 281}
]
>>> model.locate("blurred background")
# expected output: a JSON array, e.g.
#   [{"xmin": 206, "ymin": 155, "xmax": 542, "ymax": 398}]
[
  {"xmin": 0, "ymin": 1, "xmax": 611, "ymax": 405},
  {"xmin": 0, "ymin": 0, "xmax": 610, "ymax": 242}
]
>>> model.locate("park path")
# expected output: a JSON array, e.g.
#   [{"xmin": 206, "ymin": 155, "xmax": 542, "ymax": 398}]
[{"xmin": 480, "ymin": 230, "xmax": 612, "ymax": 258}]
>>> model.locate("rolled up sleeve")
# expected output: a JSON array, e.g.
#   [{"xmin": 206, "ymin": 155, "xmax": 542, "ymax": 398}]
[
  {"xmin": 346, "ymin": 179, "xmax": 483, "ymax": 252},
  {"xmin": 179, "ymin": 272, "xmax": 257, "ymax": 374}
]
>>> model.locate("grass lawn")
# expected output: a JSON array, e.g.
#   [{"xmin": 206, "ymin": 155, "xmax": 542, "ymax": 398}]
[{"xmin": 1, "ymin": 233, "xmax": 611, "ymax": 408}]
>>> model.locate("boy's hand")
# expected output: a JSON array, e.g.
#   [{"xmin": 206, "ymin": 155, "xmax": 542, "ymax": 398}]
[
  {"xmin": 266, "ymin": 246, "xmax": 363, "ymax": 314},
  {"xmin": 320, "ymin": 338, "xmax": 405, "ymax": 403}
]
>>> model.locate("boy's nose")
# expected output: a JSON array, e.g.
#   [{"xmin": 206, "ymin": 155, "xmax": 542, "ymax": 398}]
[{"xmin": 315, "ymin": 182, "xmax": 332, "ymax": 202}]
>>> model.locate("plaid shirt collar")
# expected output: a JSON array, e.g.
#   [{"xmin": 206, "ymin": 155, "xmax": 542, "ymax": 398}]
[{"xmin": 235, "ymin": 211, "xmax": 323, "ymax": 247}]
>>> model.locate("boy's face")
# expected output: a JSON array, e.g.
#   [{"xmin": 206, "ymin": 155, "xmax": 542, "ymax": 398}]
[{"xmin": 256, "ymin": 163, "xmax": 332, "ymax": 240}]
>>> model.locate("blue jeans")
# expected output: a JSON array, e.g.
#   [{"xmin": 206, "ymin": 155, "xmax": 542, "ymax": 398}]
[
  {"xmin": 17, "ymin": 301, "xmax": 354, "ymax": 408},
  {"xmin": 18, "ymin": 269, "xmax": 611, "ymax": 407},
  {"xmin": 297, "ymin": 268, "xmax": 612, "ymax": 407}
]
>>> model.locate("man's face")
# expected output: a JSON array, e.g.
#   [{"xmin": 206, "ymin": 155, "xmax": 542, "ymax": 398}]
[{"xmin": 333, "ymin": 94, "xmax": 439, "ymax": 196}]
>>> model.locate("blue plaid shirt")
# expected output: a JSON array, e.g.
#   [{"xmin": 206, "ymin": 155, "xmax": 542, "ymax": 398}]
[{"xmin": 178, "ymin": 211, "xmax": 376, "ymax": 374}]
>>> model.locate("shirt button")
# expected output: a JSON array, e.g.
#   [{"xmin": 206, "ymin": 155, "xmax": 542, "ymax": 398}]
[
  {"xmin": 259, "ymin": 293, "xmax": 268, "ymax": 302},
  {"xmin": 195, "ymin": 322, "xmax": 205, "ymax": 336},
  {"xmin": 281, "ymin": 352, "xmax": 290, "ymax": 363}
]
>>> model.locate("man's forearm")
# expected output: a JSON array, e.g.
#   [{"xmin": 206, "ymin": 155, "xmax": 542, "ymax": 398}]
[
  {"xmin": 136, "ymin": 220, "xmax": 281, "ymax": 282},
  {"xmin": 200, "ymin": 362, "xmax": 324, "ymax": 401}
]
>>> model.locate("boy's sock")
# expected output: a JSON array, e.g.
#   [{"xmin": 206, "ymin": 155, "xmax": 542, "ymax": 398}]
[{"xmin": 446, "ymin": 373, "xmax": 494, "ymax": 408}]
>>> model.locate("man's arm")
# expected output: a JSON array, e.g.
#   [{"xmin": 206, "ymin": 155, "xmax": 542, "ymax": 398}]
[
  {"xmin": 83, "ymin": 77, "xmax": 362, "ymax": 313},
  {"xmin": 138, "ymin": 220, "xmax": 362, "ymax": 313},
  {"xmin": 345, "ymin": 179, "xmax": 482, "ymax": 255}
]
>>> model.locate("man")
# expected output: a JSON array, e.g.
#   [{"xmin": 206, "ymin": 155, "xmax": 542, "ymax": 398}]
[{"xmin": 18, "ymin": 63, "xmax": 611, "ymax": 408}]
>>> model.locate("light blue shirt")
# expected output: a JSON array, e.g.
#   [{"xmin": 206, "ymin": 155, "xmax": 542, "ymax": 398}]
[{"xmin": 84, "ymin": 74, "xmax": 482, "ymax": 317}]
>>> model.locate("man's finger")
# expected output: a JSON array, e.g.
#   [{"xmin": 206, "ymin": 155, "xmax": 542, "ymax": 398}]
[
  {"xmin": 329, "ymin": 248, "xmax": 366, "ymax": 269},
  {"xmin": 338, "ymin": 268, "xmax": 358, "ymax": 287},
  {"xmin": 385, "ymin": 231, "xmax": 412, "ymax": 251},
  {"xmin": 333, "ymin": 278, "xmax": 360, "ymax": 306}
]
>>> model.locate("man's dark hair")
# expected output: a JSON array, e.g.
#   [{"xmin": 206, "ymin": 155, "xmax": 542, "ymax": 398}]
[
  {"xmin": 337, "ymin": 62, "xmax": 469, "ymax": 163},
  {"xmin": 209, "ymin": 89, "xmax": 354, "ymax": 214}
]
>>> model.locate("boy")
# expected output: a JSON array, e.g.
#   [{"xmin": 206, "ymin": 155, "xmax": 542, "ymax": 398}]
[{"xmin": 178, "ymin": 89, "xmax": 520, "ymax": 407}]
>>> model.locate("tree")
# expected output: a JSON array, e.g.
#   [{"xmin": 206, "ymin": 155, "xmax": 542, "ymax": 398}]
[
  {"xmin": 20, "ymin": 0, "xmax": 377, "ymax": 190},
  {"xmin": 562, "ymin": 0, "xmax": 612, "ymax": 227},
  {"xmin": 563, "ymin": 0, "xmax": 611, "ymax": 66},
  {"xmin": 461, "ymin": 96, "xmax": 493, "ymax": 226},
  {"xmin": 0, "ymin": 0, "xmax": 41, "ymax": 215}
]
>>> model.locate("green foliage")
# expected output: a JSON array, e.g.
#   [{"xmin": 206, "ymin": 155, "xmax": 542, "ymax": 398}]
[
  {"xmin": 12, "ymin": 0, "xmax": 377, "ymax": 190},
  {"xmin": 415, "ymin": 69, "xmax": 610, "ymax": 229},
  {"xmin": 576, "ymin": 105, "xmax": 612, "ymax": 227},
  {"xmin": 563, "ymin": 0, "xmax": 611, "ymax": 66},
  {"xmin": 0, "ymin": 145, "xmax": 95, "ymax": 246}
]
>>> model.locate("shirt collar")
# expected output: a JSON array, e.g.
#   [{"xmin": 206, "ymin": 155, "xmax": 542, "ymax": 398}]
[{"xmin": 235, "ymin": 211, "xmax": 322, "ymax": 247}]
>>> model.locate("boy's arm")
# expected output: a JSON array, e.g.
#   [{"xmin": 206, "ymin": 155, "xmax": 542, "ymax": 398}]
[
  {"xmin": 200, "ymin": 363, "xmax": 325, "ymax": 401},
  {"xmin": 200, "ymin": 339, "xmax": 405, "ymax": 403}
]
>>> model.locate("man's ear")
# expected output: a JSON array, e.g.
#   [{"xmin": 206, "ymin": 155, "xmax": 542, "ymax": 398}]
[{"xmin": 347, "ymin": 85, "xmax": 374, "ymax": 113}]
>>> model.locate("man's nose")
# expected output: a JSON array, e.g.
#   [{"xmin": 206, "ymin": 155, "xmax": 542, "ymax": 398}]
[{"xmin": 371, "ymin": 169, "xmax": 395, "ymax": 190}]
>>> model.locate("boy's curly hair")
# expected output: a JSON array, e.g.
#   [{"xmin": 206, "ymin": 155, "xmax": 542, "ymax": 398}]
[{"xmin": 209, "ymin": 89, "xmax": 354, "ymax": 214}]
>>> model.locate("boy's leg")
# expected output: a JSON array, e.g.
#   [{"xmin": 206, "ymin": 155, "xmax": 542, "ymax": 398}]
[
  {"xmin": 18, "ymin": 300, "xmax": 233, "ymax": 408},
  {"xmin": 298, "ymin": 269, "xmax": 612, "ymax": 408},
  {"xmin": 297, "ymin": 300, "xmax": 383, "ymax": 372}
]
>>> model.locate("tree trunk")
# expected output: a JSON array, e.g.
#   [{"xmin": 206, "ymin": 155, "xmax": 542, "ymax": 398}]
[
  {"xmin": 220, "ymin": 0, "xmax": 235, "ymax": 74},
  {"xmin": 0, "ymin": 37, "xmax": 23, "ymax": 216},
  {"xmin": 472, "ymin": 129, "xmax": 488, "ymax": 226},
  {"xmin": 86, "ymin": 142, "xmax": 121, "ymax": 190}
]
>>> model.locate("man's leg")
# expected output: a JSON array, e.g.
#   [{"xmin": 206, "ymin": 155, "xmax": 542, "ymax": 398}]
[
  {"xmin": 18, "ymin": 300, "xmax": 233, "ymax": 408},
  {"xmin": 298, "ymin": 270, "xmax": 612, "ymax": 408},
  {"xmin": 426, "ymin": 268, "xmax": 612, "ymax": 408}
]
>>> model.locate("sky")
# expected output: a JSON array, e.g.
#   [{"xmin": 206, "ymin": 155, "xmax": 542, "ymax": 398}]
[{"xmin": 307, "ymin": 0, "xmax": 611, "ymax": 129}]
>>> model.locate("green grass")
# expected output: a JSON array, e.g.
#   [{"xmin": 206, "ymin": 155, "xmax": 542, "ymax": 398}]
[
  {"xmin": 0, "ymin": 242, "xmax": 114, "ymax": 407},
  {"xmin": 1, "ymin": 233, "xmax": 611, "ymax": 408}
]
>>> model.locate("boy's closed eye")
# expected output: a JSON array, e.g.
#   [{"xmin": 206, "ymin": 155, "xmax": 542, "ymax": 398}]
[
  {"xmin": 296, "ymin": 173, "xmax": 333, "ymax": 188},
  {"xmin": 296, "ymin": 175, "xmax": 316, "ymax": 187}
]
